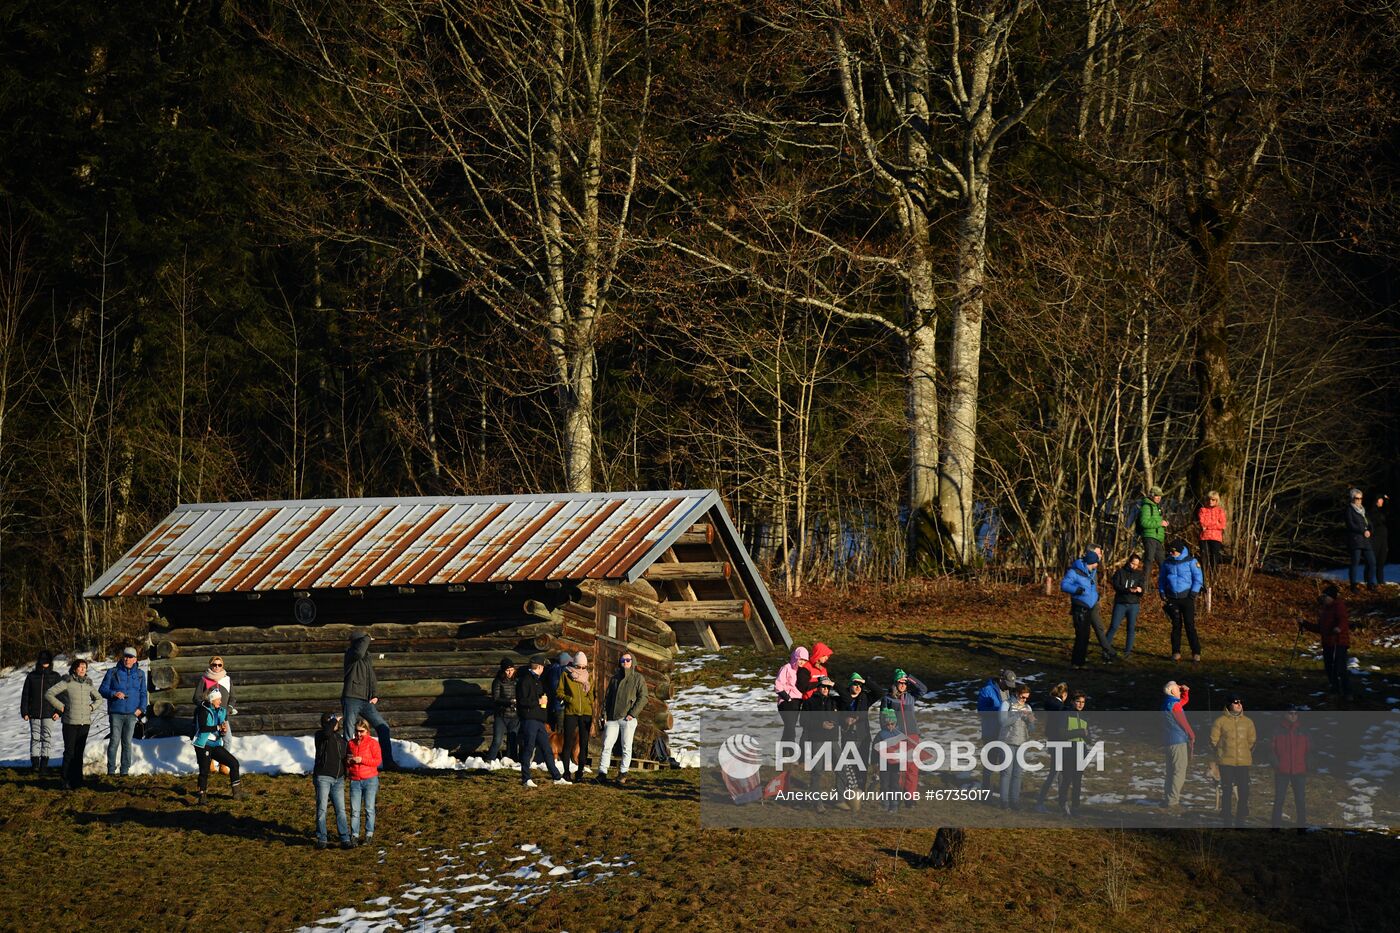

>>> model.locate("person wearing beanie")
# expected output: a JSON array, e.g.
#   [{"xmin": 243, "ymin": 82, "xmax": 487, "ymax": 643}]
[
  {"xmin": 486, "ymin": 658, "xmax": 519, "ymax": 762},
  {"xmin": 20, "ymin": 650, "xmax": 61, "ymax": 774},
  {"xmin": 873, "ymin": 707, "xmax": 909, "ymax": 811},
  {"xmin": 516, "ymin": 655, "xmax": 566, "ymax": 787},
  {"xmin": 556, "ymin": 651, "xmax": 594, "ymax": 782},
  {"xmin": 193, "ymin": 655, "xmax": 235, "ymax": 759},
  {"xmin": 841, "ymin": 673, "xmax": 882, "ymax": 768},
  {"xmin": 1209, "ymin": 694, "xmax": 1256, "ymax": 827},
  {"xmin": 1301, "ymin": 585, "xmax": 1351, "ymax": 698},
  {"xmin": 1159, "ymin": 539, "xmax": 1204, "ymax": 661},
  {"xmin": 192, "ymin": 688, "xmax": 241, "ymax": 806},
  {"xmin": 1061, "ymin": 548, "xmax": 1115, "ymax": 669},
  {"xmin": 1344, "ymin": 488, "xmax": 1377, "ymax": 591},
  {"xmin": 1367, "ymin": 493, "xmax": 1390, "ymax": 585},
  {"xmin": 100, "ymin": 646, "xmax": 147, "ymax": 777},
  {"xmin": 881, "ymin": 668, "xmax": 929, "ymax": 738},
  {"xmin": 1135, "ymin": 485, "xmax": 1170, "ymax": 575},
  {"xmin": 312, "ymin": 712, "xmax": 352, "ymax": 849}
]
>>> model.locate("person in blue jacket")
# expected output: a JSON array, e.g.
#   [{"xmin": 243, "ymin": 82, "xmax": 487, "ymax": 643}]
[
  {"xmin": 1158, "ymin": 539, "xmax": 1204, "ymax": 662},
  {"xmin": 192, "ymin": 689, "xmax": 241, "ymax": 805},
  {"xmin": 99, "ymin": 647, "xmax": 148, "ymax": 776},
  {"xmin": 1061, "ymin": 549, "xmax": 1115, "ymax": 669},
  {"xmin": 977, "ymin": 670, "xmax": 1017, "ymax": 794}
]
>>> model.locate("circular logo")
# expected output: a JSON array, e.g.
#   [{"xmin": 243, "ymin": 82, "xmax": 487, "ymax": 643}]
[
  {"xmin": 717, "ymin": 733, "xmax": 764, "ymax": 781},
  {"xmin": 294, "ymin": 597, "xmax": 317, "ymax": 624}
]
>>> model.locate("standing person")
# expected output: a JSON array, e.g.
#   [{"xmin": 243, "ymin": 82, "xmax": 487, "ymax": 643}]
[
  {"xmin": 516, "ymin": 656, "xmax": 567, "ymax": 788},
  {"xmin": 1367, "ymin": 493, "xmax": 1389, "ymax": 585},
  {"xmin": 1160, "ymin": 680, "xmax": 1195, "ymax": 810},
  {"xmin": 100, "ymin": 646, "xmax": 147, "ymax": 777},
  {"xmin": 19, "ymin": 650, "xmax": 61, "ymax": 774},
  {"xmin": 978, "ymin": 671, "xmax": 1016, "ymax": 795},
  {"xmin": 873, "ymin": 708, "xmax": 913, "ymax": 811},
  {"xmin": 543, "ymin": 651, "xmax": 571, "ymax": 734},
  {"xmin": 1034, "ymin": 683, "xmax": 1069, "ymax": 813},
  {"xmin": 842, "ymin": 673, "xmax": 882, "ymax": 760},
  {"xmin": 1106, "ymin": 554, "xmax": 1146, "ymax": 658},
  {"xmin": 1135, "ymin": 485, "xmax": 1170, "ymax": 575},
  {"xmin": 801, "ymin": 675, "xmax": 842, "ymax": 811},
  {"xmin": 773, "ymin": 646, "xmax": 808, "ymax": 747},
  {"xmin": 1060, "ymin": 690, "xmax": 1091, "ymax": 817},
  {"xmin": 312, "ymin": 712, "xmax": 352, "ymax": 850},
  {"xmin": 556, "ymin": 652, "xmax": 594, "ymax": 782},
  {"xmin": 1159, "ymin": 540, "xmax": 1204, "ymax": 662},
  {"xmin": 193, "ymin": 656, "xmax": 234, "ymax": 746},
  {"xmin": 44, "ymin": 658, "xmax": 102, "ymax": 790},
  {"xmin": 1061, "ymin": 548, "xmax": 1115, "ymax": 668},
  {"xmin": 1196, "ymin": 492, "xmax": 1227, "ymax": 583},
  {"xmin": 597, "ymin": 651, "xmax": 648, "ymax": 785},
  {"xmin": 192, "ymin": 689, "xmax": 241, "ymax": 805},
  {"xmin": 486, "ymin": 659, "xmax": 519, "ymax": 762},
  {"xmin": 1271, "ymin": 707, "xmax": 1309, "ymax": 829},
  {"xmin": 881, "ymin": 668, "xmax": 929, "ymax": 738},
  {"xmin": 1344, "ymin": 488, "xmax": 1377, "ymax": 591},
  {"xmin": 1301, "ymin": 585, "xmax": 1351, "ymax": 699},
  {"xmin": 1210, "ymin": 695, "xmax": 1256, "ymax": 827},
  {"xmin": 342, "ymin": 633, "xmax": 397, "ymax": 770},
  {"xmin": 347, "ymin": 719, "xmax": 382, "ymax": 846},
  {"xmin": 998, "ymin": 683, "xmax": 1035, "ymax": 811}
]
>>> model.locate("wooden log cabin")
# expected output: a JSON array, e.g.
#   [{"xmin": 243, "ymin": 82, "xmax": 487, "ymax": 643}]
[{"xmin": 83, "ymin": 490, "xmax": 791, "ymax": 762}]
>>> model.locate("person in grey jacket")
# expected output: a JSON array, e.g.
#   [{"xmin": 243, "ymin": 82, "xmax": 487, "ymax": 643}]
[
  {"xmin": 596, "ymin": 652, "xmax": 649, "ymax": 785},
  {"xmin": 341, "ymin": 633, "xmax": 397, "ymax": 769},
  {"xmin": 45, "ymin": 658, "xmax": 103, "ymax": 790}
]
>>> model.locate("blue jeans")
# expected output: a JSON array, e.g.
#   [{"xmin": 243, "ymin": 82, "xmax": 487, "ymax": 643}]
[
  {"xmin": 350, "ymin": 776, "xmax": 378, "ymax": 839},
  {"xmin": 1106, "ymin": 602, "xmax": 1140, "ymax": 655},
  {"xmin": 1350, "ymin": 546, "xmax": 1377, "ymax": 588},
  {"xmin": 342, "ymin": 698, "xmax": 396, "ymax": 767},
  {"xmin": 518, "ymin": 719, "xmax": 561, "ymax": 784},
  {"xmin": 487, "ymin": 714, "xmax": 518, "ymax": 760},
  {"xmin": 315, "ymin": 774, "xmax": 349, "ymax": 843},
  {"xmin": 107, "ymin": 712, "xmax": 138, "ymax": 774}
]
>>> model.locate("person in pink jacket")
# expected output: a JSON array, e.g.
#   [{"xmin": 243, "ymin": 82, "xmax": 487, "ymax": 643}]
[
  {"xmin": 1196, "ymin": 492, "xmax": 1227, "ymax": 582},
  {"xmin": 774, "ymin": 646, "xmax": 808, "ymax": 746}
]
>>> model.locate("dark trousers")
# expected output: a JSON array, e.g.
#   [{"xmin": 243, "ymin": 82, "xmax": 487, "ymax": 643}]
[
  {"xmin": 561, "ymin": 714, "xmax": 590, "ymax": 776},
  {"xmin": 487, "ymin": 713, "xmax": 518, "ymax": 760},
  {"xmin": 1059, "ymin": 764, "xmax": 1085, "ymax": 813},
  {"xmin": 1035, "ymin": 759, "xmax": 1062, "ymax": 806},
  {"xmin": 1219, "ymin": 764, "xmax": 1251, "ymax": 824},
  {"xmin": 778, "ymin": 700, "xmax": 801, "ymax": 746},
  {"xmin": 518, "ymin": 718, "xmax": 561, "ymax": 784},
  {"xmin": 1199, "ymin": 540, "xmax": 1223, "ymax": 580},
  {"xmin": 1271, "ymin": 772, "xmax": 1307, "ymax": 827},
  {"xmin": 1349, "ymin": 546, "xmax": 1377, "ymax": 588},
  {"xmin": 1164, "ymin": 596, "xmax": 1201, "ymax": 656},
  {"xmin": 1376, "ymin": 536, "xmax": 1389, "ymax": 584},
  {"xmin": 1070, "ymin": 603, "xmax": 1111, "ymax": 666},
  {"xmin": 61, "ymin": 723, "xmax": 90, "ymax": 789},
  {"xmin": 195, "ymin": 745, "xmax": 240, "ymax": 791},
  {"xmin": 1322, "ymin": 645, "xmax": 1350, "ymax": 696},
  {"xmin": 1141, "ymin": 537, "xmax": 1165, "ymax": 575}
]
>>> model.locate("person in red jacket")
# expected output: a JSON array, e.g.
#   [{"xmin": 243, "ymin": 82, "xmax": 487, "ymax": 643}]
[
  {"xmin": 1270, "ymin": 707, "xmax": 1309, "ymax": 829},
  {"xmin": 1301, "ymin": 585, "xmax": 1351, "ymax": 699},
  {"xmin": 796, "ymin": 642, "xmax": 833, "ymax": 701},
  {"xmin": 1196, "ymin": 492, "xmax": 1227, "ymax": 582},
  {"xmin": 347, "ymin": 720, "xmax": 383, "ymax": 846}
]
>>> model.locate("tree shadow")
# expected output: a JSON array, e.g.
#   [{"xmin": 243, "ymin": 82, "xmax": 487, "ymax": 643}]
[{"xmin": 74, "ymin": 803, "xmax": 306, "ymax": 845}]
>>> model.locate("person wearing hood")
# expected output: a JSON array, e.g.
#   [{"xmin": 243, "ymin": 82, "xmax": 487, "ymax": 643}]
[
  {"xmin": 20, "ymin": 649, "xmax": 61, "ymax": 774},
  {"xmin": 312, "ymin": 712, "xmax": 353, "ymax": 850},
  {"xmin": 1301, "ymin": 585, "xmax": 1351, "ymax": 699},
  {"xmin": 342, "ymin": 633, "xmax": 397, "ymax": 770},
  {"xmin": 1061, "ymin": 548, "xmax": 1115, "ymax": 668},
  {"xmin": 977, "ymin": 670, "xmax": 1016, "ymax": 795},
  {"xmin": 544, "ymin": 651, "xmax": 571, "ymax": 733},
  {"xmin": 1271, "ymin": 707, "xmax": 1309, "ymax": 829},
  {"xmin": 486, "ymin": 658, "xmax": 519, "ymax": 762},
  {"xmin": 1135, "ymin": 485, "xmax": 1170, "ymax": 575},
  {"xmin": 192, "ymin": 688, "xmax": 241, "ymax": 806},
  {"xmin": 100, "ymin": 646, "xmax": 147, "ymax": 777},
  {"xmin": 1160, "ymin": 681, "xmax": 1195, "ymax": 809},
  {"xmin": 1158, "ymin": 540, "xmax": 1204, "ymax": 662},
  {"xmin": 774, "ymin": 646, "xmax": 808, "ymax": 746},
  {"xmin": 44, "ymin": 658, "xmax": 102, "ymax": 790},
  {"xmin": 1210, "ymin": 694, "xmax": 1257, "ymax": 826},
  {"xmin": 598, "ymin": 651, "xmax": 648, "ymax": 784},
  {"xmin": 796, "ymin": 642, "xmax": 833, "ymax": 701},
  {"xmin": 516, "ymin": 656, "xmax": 568, "ymax": 787},
  {"xmin": 1196, "ymin": 491, "xmax": 1227, "ymax": 582},
  {"xmin": 1106, "ymin": 554, "xmax": 1146, "ymax": 659},
  {"xmin": 1344, "ymin": 487, "xmax": 1377, "ymax": 591},
  {"xmin": 1367, "ymin": 493, "xmax": 1389, "ymax": 585},
  {"xmin": 556, "ymin": 652, "xmax": 594, "ymax": 782}
]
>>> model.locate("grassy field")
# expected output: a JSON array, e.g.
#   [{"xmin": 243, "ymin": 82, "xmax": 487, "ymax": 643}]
[{"xmin": 2, "ymin": 573, "xmax": 1397, "ymax": 931}]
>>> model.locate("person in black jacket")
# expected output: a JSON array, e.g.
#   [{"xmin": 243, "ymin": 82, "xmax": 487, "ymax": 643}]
[
  {"xmin": 801, "ymin": 676, "xmax": 841, "ymax": 810},
  {"xmin": 1344, "ymin": 488, "xmax": 1377, "ymax": 591},
  {"xmin": 20, "ymin": 650, "xmax": 61, "ymax": 774},
  {"xmin": 486, "ymin": 659, "xmax": 519, "ymax": 762},
  {"xmin": 312, "ymin": 712, "xmax": 353, "ymax": 850},
  {"xmin": 515, "ymin": 656, "xmax": 565, "ymax": 787},
  {"xmin": 1034, "ymin": 682, "xmax": 1069, "ymax": 812},
  {"xmin": 1368, "ymin": 494, "xmax": 1389, "ymax": 585},
  {"xmin": 342, "ymin": 633, "xmax": 397, "ymax": 769},
  {"xmin": 1105, "ymin": 554, "xmax": 1146, "ymax": 658}
]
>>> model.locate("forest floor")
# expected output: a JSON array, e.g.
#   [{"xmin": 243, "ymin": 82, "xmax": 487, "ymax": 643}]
[{"xmin": 2, "ymin": 572, "xmax": 1398, "ymax": 931}]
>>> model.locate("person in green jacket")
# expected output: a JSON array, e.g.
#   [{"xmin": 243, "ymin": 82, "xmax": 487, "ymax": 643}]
[
  {"xmin": 597, "ymin": 651, "xmax": 649, "ymax": 785},
  {"xmin": 1136, "ymin": 485, "xmax": 1170, "ymax": 574},
  {"xmin": 556, "ymin": 652, "xmax": 594, "ymax": 782}
]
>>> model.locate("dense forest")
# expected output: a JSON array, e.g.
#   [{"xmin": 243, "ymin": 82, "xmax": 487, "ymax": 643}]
[{"xmin": 1, "ymin": 0, "xmax": 1397, "ymax": 661}]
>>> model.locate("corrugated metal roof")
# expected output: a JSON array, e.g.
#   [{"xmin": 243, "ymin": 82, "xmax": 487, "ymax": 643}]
[{"xmin": 85, "ymin": 491, "xmax": 715, "ymax": 598}]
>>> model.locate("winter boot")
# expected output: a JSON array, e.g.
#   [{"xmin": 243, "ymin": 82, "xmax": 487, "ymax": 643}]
[
  {"xmin": 31, "ymin": 757, "xmax": 40, "ymax": 773},
  {"xmin": 197, "ymin": 790, "xmax": 207, "ymax": 806},
  {"xmin": 231, "ymin": 782, "xmax": 243, "ymax": 800}
]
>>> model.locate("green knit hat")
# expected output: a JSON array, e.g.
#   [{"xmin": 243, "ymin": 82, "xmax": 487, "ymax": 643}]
[
  {"xmin": 893, "ymin": 668, "xmax": 909, "ymax": 682},
  {"xmin": 849, "ymin": 673, "xmax": 865, "ymax": 685}
]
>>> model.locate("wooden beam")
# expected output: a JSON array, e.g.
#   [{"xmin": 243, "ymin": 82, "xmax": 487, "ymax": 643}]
[
  {"xmin": 658, "ymin": 600, "xmax": 751, "ymax": 624},
  {"xmin": 641, "ymin": 561, "xmax": 731, "ymax": 582},
  {"xmin": 158, "ymin": 650, "xmax": 536, "ymax": 674},
  {"xmin": 215, "ymin": 677, "xmax": 493, "ymax": 703},
  {"xmin": 677, "ymin": 524, "xmax": 715, "ymax": 546},
  {"xmin": 156, "ymin": 620, "xmax": 552, "ymax": 646}
]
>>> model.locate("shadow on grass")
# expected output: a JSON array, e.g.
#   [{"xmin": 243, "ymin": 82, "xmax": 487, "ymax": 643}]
[{"xmin": 74, "ymin": 803, "xmax": 305, "ymax": 845}]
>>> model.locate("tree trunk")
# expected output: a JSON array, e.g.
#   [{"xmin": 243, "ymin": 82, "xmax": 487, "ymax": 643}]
[
  {"xmin": 906, "ymin": 318, "xmax": 941, "ymax": 571},
  {"xmin": 1189, "ymin": 255, "xmax": 1240, "ymax": 505}
]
